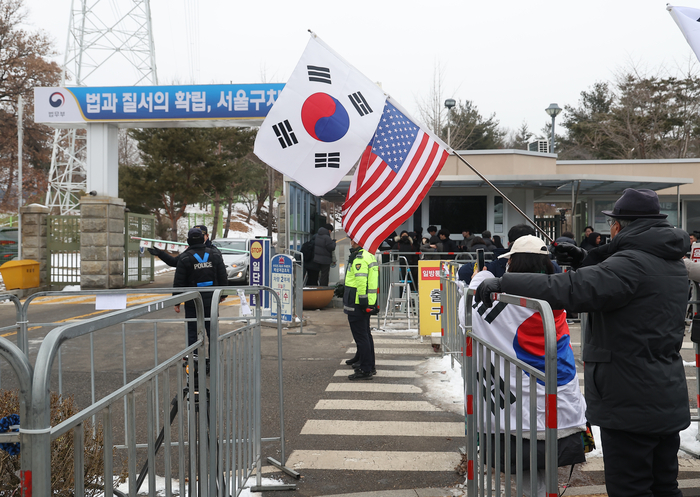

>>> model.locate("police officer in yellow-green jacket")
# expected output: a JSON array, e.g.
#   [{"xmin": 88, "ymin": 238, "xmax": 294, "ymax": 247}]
[{"xmin": 343, "ymin": 240, "xmax": 379, "ymax": 380}]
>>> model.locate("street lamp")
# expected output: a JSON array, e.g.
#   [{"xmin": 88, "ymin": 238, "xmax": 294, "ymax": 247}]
[
  {"xmin": 444, "ymin": 98, "xmax": 456, "ymax": 148},
  {"xmin": 545, "ymin": 103, "xmax": 562, "ymax": 153}
]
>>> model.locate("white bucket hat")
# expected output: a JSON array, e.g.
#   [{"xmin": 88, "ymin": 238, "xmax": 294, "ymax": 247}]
[{"xmin": 498, "ymin": 235, "xmax": 549, "ymax": 259}]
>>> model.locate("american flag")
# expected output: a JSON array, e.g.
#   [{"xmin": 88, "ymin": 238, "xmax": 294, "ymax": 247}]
[{"xmin": 342, "ymin": 99, "xmax": 449, "ymax": 252}]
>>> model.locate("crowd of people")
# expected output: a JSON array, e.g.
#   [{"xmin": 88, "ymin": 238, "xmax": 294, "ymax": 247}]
[
  {"xmin": 146, "ymin": 190, "xmax": 700, "ymax": 496},
  {"xmin": 379, "ymin": 226, "xmax": 505, "ymax": 258}
]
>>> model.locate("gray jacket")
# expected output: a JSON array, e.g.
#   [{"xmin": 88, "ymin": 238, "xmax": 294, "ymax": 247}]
[{"xmin": 499, "ymin": 218, "xmax": 690, "ymax": 434}]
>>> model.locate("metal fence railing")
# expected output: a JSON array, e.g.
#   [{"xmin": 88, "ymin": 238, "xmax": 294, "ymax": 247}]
[
  {"xmin": 462, "ymin": 288, "xmax": 559, "ymax": 496},
  {"xmin": 0, "ymin": 286, "xmax": 296, "ymax": 496}
]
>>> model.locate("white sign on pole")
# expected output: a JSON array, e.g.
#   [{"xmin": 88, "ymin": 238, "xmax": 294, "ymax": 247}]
[{"xmin": 270, "ymin": 254, "xmax": 294, "ymax": 322}]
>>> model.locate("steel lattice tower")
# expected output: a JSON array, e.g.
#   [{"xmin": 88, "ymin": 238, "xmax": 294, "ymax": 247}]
[{"xmin": 46, "ymin": 0, "xmax": 158, "ymax": 214}]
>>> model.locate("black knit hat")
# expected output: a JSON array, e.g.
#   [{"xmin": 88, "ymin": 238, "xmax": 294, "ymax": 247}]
[
  {"xmin": 187, "ymin": 227, "xmax": 204, "ymax": 245},
  {"xmin": 602, "ymin": 188, "xmax": 667, "ymax": 219},
  {"xmin": 192, "ymin": 224, "xmax": 208, "ymax": 234}
]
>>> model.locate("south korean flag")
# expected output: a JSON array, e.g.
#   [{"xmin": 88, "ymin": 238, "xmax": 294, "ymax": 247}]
[{"xmin": 254, "ymin": 34, "xmax": 386, "ymax": 197}]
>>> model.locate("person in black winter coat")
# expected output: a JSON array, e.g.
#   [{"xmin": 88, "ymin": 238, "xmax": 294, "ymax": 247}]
[
  {"xmin": 481, "ymin": 230, "xmax": 497, "ymax": 251},
  {"xmin": 492, "ymin": 235, "xmax": 504, "ymax": 249},
  {"xmin": 437, "ymin": 229, "xmax": 458, "ymax": 257},
  {"xmin": 173, "ymin": 227, "xmax": 228, "ymax": 349},
  {"xmin": 467, "ymin": 237, "xmax": 489, "ymax": 253},
  {"xmin": 394, "ymin": 231, "xmax": 417, "ymax": 290},
  {"xmin": 304, "ymin": 234, "xmax": 321, "ymax": 285},
  {"xmin": 149, "ymin": 224, "xmax": 221, "ymax": 266},
  {"xmin": 580, "ymin": 231, "xmax": 601, "ymax": 251},
  {"xmin": 476, "ymin": 189, "xmax": 690, "ymax": 497},
  {"xmin": 314, "ymin": 224, "xmax": 336, "ymax": 286}
]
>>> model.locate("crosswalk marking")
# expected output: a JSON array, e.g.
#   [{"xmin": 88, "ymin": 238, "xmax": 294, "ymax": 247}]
[
  {"xmin": 333, "ymin": 370, "xmax": 418, "ymax": 378},
  {"xmin": 297, "ymin": 340, "xmax": 464, "ymax": 477},
  {"xmin": 339, "ymin": 359, "xmax": 424, "ymax": 366},
  {"xmin": 285, "ymin": 450, "xmax": 460, "ymax": 472},
  {"xmin": 314, "ymin": 399, "xmax": 441, "ymax": 411},
  {"xmin": 300, "ymin": 420, "xmax": 464, "ymax": 437},
  {"xmin": 26, "ymin": 294, "xmax": 241, "ymax": 306},
  {"xmin": 370, "ymin": 338, "xmax": 427, "ymax": 345},
  {"xmin": 346, "ymin": 347, "xmax": 436, "ymax": 355},
  {"xmin": 326, "ymin": 383, "xmax": 422, "ymax": 394}
]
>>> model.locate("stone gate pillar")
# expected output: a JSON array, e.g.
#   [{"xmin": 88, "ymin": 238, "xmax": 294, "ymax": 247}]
[
  {"xmin": 20, "ymin": 203, "xmax": 49, "ymax": 288},
  {"xmin": 80, "ymin": 196, "xmax": 125, "ymax": 289}
]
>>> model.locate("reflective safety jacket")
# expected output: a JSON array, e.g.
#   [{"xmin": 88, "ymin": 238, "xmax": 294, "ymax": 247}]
[{"xmin": 343, "ymin": 248, "xmax": 379, "ymax": 315}]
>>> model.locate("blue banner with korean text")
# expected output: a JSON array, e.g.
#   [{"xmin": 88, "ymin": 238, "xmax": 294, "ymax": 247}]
[{"xmin": 34, "ymin": 84, "xmax": 285, "ymax": 125}]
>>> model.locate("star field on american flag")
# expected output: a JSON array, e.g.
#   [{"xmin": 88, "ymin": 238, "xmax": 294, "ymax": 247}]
[{"xmin": 370, "ymin": 102, "xmax": 419, "ymax": 173}]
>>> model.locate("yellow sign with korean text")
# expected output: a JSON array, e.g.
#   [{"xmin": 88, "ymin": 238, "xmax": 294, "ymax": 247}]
[{"xmin": 418, "ymin": 260, "xmax": 442, "ymax": 336}]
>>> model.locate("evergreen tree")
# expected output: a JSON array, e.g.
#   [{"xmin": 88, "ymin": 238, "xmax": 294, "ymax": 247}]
[{"xmin": 444, "ymin": 100, "xmax": 505, "ymax": 150}]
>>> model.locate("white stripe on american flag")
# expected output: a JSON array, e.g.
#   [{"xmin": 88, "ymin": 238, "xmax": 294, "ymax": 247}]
[
  {"xmin": 355, "ymin": 141, "xmax": 444, "ymax": 249},
  {"xmin": 343, "ymin": 130, "xmax": 448, "ymax": 252},
  {"xmin": 344, "ymin": 132, "xmax": 431, "ymax": 231}
]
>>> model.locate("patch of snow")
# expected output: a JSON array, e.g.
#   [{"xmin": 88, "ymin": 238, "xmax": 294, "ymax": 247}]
[
  {"xmin": 62, "ymin": 285, "xmax": 81, "ymax": 291},
  {"xmin": 373, "ymin": 327, "xmax": 420, "ymax": 334},
  {"xmin": 108, "ymin": 474, "xmax": 285, "ymax": 496},
  {"xmin": 418, "ymin": 355, "xmax": 464, "ymax": 415},
  {"xmin": 680, "ymin": 422, "xmax": 700, "ymax": 458}
]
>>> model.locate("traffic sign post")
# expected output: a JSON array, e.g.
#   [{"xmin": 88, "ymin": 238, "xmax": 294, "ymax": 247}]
[
  {"xmin": 249, "ymin": 238, "xmax": 271, "ymax": 308},
  {"xmin": 271, "ymin": 254, "xmax": 294, "ymax": 322}
]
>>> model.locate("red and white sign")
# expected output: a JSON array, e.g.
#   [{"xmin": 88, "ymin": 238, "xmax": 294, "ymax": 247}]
[{"xmin": 692, "ymin": 242, "xmax": 700, "ymax": 262}]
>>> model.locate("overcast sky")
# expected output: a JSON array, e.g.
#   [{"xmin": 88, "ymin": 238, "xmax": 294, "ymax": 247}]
[{"xmin": 24, "ymin": 0, "xmax": 700, "ymax": 139}]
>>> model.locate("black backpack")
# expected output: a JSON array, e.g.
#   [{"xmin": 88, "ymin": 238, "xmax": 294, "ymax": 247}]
[{"xmin": 300, "ymin": 238, "xmax": 315, "ymax": 264}]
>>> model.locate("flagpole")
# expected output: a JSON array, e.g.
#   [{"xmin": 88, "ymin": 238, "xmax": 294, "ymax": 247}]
[{"xmin": 450, "ymin": 151, "xmax": 554, "ymax": 243}]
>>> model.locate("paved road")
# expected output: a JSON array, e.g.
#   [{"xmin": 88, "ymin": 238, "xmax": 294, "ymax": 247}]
[{"xmin": 3, "ymin": 275, "xmax": 700, "ymax": 496}]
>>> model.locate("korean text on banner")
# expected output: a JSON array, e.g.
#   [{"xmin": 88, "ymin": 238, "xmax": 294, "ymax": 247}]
[
  {"xmin": 418, "ymin": 260, "xmax": 442, "ymax": 336},
  {"xmin": 253, "ymin": 34, "xmax": 386, "ymax": 197},
  {"xmin": 668, "ymin": 5, "xmax": 700, "ymax": 64},
  {"xmin": 342, "ymin": 98, "xmax": 449, "ymax": 253}
]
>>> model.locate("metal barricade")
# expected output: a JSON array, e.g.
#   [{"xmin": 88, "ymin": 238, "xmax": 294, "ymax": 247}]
[
  {"xmin": 286, "ymin": 248, "xmax": 314, "ymax": 336},
  {"xmin": 462, "ymin": 288, "xmax": 559, "ymax": 497},
  {"xmin": 440, "ymin": 262, "xmax": 464, "ymax": 369},
  {"xmin": 0, "ymin": 294, "xmax": 23, "ymax": 353},
  {"xmin": 0, "ymin": 286, "xmax": 295, "ymax": 495}
]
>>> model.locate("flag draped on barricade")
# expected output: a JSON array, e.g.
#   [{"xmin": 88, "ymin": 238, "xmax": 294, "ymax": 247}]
[
  {"xmin": 254, "ymin": 33, "xmax": 386, "ymax": 197},
  {"xmin": 254, "ymin": 33, "xmax": 449, "ymax": 250},
  {"xmin": 342, "ymin": 99, "xmax": 448, "ymax": 252},
  {"xmin": 668, "ymin": 5, "xmax": 700, "ymax": 62}
]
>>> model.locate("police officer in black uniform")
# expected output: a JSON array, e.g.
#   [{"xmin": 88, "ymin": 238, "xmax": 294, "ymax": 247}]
[
  {"xmin": 150, "ymin": 224, "xmax": 220, "ymax": 267},
  {"xmin": 173, "ymin": 227, "xmax": 228, "ymax": 348}
]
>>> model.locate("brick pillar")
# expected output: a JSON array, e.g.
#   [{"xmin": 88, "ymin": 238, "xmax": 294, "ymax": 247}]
[
  {"xmin": 20, "ymin": 203, "xmax": 49, "ymax": 288},
  {"xmin": 80, "ymin": 196, "xmax": 125, "ymax": 289}
]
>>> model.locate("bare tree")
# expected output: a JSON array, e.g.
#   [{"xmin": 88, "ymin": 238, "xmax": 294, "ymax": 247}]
[
  {"xmin": 118, "ymin": 129, "xmax": 141, "ymax": 167},
  {"xmin": 416, "ymin": 61, "xmax": 449, "ymax": 140},
  {"xmin": 0, "ymin": 0, "xmax": 61, "ymax": 210}
]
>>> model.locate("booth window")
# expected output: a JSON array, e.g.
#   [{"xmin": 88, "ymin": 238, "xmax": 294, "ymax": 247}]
[
  {"xmin": 429, "ymin": 196, "xmax": 487, "ymax": 235},
  {"xmin": 494, "ymin": 196, "xmax": 503, "ymax": 233}
]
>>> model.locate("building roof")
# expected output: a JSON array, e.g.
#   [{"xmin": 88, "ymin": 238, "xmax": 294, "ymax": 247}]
[{"xmin": 320, "ymin": 173, "xmax": 693, "ymax": 203}]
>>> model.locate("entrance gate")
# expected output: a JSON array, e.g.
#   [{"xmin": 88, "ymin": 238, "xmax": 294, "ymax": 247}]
[
  {"xmin": 124, "ymin": 212, "xmax": 156, "ymax": 286},
  {"xmin": 47, "ymin": 213, "xmax": 157, "ymax": 288},
  {"xmin": 46, "ymin": 215, "xmax": 81, "ymax": 288}
]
